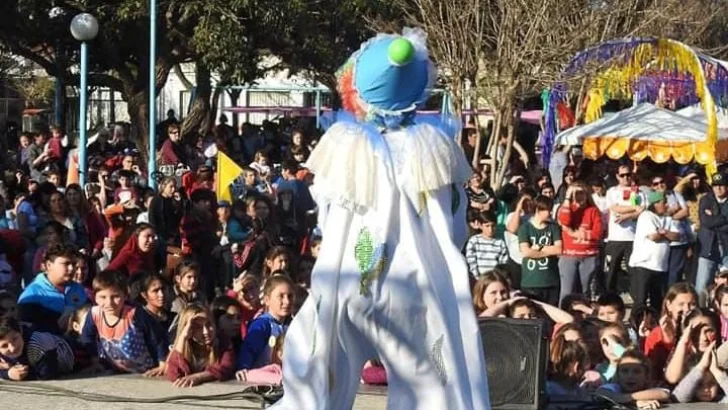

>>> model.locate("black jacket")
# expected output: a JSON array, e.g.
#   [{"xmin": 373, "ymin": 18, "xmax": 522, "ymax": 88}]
[{"xmin": 698, "ymin": 193, "xmax": 728, "ymax": 261}]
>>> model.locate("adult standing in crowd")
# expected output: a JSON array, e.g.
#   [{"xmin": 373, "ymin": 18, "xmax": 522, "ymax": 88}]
[
  {"xmin": 695, "ymin": 172, "xmax": 728, "ymax": 294},
  {"xmin": 159, "ymin": 123, "xmax": 188, "ymax": 166},
  {"xmin": 557, "ymin": 182, "xmax": 602, "ymax": 304},
  {"xmin": 604, "ymin": 164, "xmax": 646, "ymax": 294},
  {"xmin": 651, "ymin": 174, "xmax": 691, "ymax": 286}
]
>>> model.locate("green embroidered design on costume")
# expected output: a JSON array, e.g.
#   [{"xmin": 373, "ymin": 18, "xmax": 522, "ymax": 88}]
[
  {"xmin": 451, "ymin": 184, "xmax": 460, "ymax": 215},
  {"xmin": 430, "ymin": 335, "xmax": 448, "ymax": 385},
  {"xmin": 418, "ymin": 192, "xmax": 428, "ymax": 215},
  {"xmin": 354, "ymin": 227, "xmax": 388, "ymax": 295}
]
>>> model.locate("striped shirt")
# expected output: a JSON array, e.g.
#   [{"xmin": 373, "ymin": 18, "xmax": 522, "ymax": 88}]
[{"xmin": 465, "ymin": 235, "xmax": 509, "ymax": 277}]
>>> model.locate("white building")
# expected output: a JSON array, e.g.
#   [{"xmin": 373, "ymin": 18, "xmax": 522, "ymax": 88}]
[{"xmin": 87, "ymin": 57, "xmax": 330, "ymax": 129}]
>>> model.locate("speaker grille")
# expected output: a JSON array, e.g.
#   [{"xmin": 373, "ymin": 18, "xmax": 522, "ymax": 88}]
[{"xmin": 479, "ymin": 318, "xmax": 547, "ymax": 409}]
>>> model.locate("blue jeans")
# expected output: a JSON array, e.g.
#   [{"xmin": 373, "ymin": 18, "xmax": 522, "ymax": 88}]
[
  {"xmin": 667, "ymin": 245, "xmax": 688, "ymax": 287},
  {"xmin": 558, "ymin": 255, "xmax": 598, "ymax": 305},
  {"xmin": 696, "ymin": 257, "xmax": 718, "ymax": 295}
]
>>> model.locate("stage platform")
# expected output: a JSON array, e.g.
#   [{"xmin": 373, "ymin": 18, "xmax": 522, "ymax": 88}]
[{"xmin": 0, "ymin": 375, "xmax": 723, "ymax": 409}]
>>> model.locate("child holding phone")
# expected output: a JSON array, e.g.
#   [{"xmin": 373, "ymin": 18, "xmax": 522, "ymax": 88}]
[{"xmin": 664, "ymin": 308, "xmax": 721, "ymax": 385}]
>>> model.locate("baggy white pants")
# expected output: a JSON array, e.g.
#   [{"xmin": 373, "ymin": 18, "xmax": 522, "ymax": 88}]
[{"xmin": 269, "ymin": 126, "xmax": 491, "ymax": 410}]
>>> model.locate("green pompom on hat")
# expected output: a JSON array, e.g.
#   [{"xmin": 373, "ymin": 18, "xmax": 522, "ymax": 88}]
[{"xmin": 388, "ymin": 37, "xmax": 416, "ymax": 66}]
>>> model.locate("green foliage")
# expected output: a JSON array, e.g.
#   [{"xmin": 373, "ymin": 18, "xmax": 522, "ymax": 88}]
[
  {"xmin": 258, "ymin": 0, "xmax": 378, "ymax": 83},
  {"xmin": 15, "ymin": 75, "xmax": 54, "ymax": 107}
]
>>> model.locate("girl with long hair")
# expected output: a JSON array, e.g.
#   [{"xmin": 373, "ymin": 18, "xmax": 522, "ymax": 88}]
[{"xmin": 166, "ymin": 303, "xmax": 235, "ymax": 387}]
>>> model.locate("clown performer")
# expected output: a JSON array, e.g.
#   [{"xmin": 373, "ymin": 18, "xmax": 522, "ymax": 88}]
[{"xmin": 270, "ymin": 28, "xmax": 491, "ymax": 410}]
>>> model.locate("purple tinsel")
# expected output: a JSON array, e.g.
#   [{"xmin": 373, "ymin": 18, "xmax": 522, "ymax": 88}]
[{"xmin": 542, "ymin": 38, "xmax": 728, "ymax": 168}]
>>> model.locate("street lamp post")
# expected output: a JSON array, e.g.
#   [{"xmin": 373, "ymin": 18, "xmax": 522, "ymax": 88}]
[
  {"xmin": 70, "ymin": 13, "xmax": 99, "ymax": 188},
  {"xmin": 50, "ymin": 5, "xmax": 65, "ymax": 127},
  {"xmin": 148, "ymin": 0, "xmax": 157, "ymax": 189}
]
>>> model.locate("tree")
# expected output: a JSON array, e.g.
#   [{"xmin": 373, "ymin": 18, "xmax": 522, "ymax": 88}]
[
  {"xmin": 258, "ymin": 0, "xmax": 378, "ymax": 105},
  {"xmin": 0, "ymin": 50, "xmax": 21, "ymax": 85},
  {"xmin": 0, "ymin": 0, "xmax": 265, "ymax": 163},
  {"xmin": 377, "ymin": 0, "xmax": 728, "ymax": 186}
]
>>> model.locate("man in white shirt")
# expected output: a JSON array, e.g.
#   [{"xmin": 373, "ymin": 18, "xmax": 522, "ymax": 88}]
[
  {"xmin": 651, "ymin": 176, "xmax": 690, "ymax": 286},
  {"xmin": 605, "ymin": 165, "xmax": 647, "ymax": 293},
  {"xmin": 628, "ymin": 190, "xmax": 680, "ymax": 308}
]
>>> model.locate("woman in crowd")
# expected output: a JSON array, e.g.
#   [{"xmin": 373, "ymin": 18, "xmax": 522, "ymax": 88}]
[
  {"xmin": 107, "ymin": 223, "xmax": 158, "ymax": 277},
  {"xmin": 557, "ymin": 182, "xmax": 603, "ymax": 304},
  {"xmin": 66, "ymin": 184, "xmax": 106, "ymax": 260},
  {"xmin": 148, "ymin": 177, "xmax": 182, "ymax": 248},
  {"xmin": 41, "ymin": 191, "xmax": 88, "ymax": 252},
  {"xmin": 180, "ymin": 189, "xmax": 221, "ymax": 298}
]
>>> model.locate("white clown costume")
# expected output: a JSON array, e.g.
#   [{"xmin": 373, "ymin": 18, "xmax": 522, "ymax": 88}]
[{"xmin": 269, "ymin": 28, "xmax": 492, "ymax": 410}]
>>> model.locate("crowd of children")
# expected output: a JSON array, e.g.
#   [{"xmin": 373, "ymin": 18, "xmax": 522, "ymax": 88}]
[
  {"xmin": 0, "ymin": 242, "xmax": 298, "ymax": 388},
  {"xmin": 472, "ymin": 267, "xmax": 728, "ymax": 406}
]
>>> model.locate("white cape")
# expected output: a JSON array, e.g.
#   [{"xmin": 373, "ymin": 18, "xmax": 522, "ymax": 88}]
[{"xmin": 270, "ymin": 120, "xmax": 491, "ymax": 410}]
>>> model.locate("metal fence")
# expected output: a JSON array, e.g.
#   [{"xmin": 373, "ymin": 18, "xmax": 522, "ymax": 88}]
[{"xmin": 0, "ymin": 97, "xmax": 24, "ymax": 127}]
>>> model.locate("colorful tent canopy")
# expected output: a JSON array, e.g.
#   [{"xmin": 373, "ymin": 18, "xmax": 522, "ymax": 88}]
[
  {"xmin": 543, "ymin": 37, "xmax": 728, "ymax": 174},
  {"xmin": 554, "ymin": 103, "xmax": 728, "ymax": 164}
]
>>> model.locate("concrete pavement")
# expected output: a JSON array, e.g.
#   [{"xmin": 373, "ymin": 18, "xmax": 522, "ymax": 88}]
[{"xmin": 0, "ymin": 375, "xmax": 387, "ymax": 410}]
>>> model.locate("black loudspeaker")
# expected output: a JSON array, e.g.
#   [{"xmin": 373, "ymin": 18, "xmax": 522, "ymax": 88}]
[{"xmin": 479, "ymin": 317, "xmax": 549, "ymax": 410}]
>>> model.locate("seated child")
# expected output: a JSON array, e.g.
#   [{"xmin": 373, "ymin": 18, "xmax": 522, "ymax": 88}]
[
  {"xmin": 664, "ymin": 308, "xmax": 721, "ymax": 385},
  {"xmin": 171, "ymin": 259, "xmax": 206, "ymax": 315},
  {"xmin": 130, "ymin": 271, "xmax": 174, "ymax": 377},
  {"xmin": 673, "ymin": 342, "xmax": 728, "ymax": 403},
  {"xmin": 701, "ymin": 268, "xmax": 728, "ymax": 308},
  {"xmin": 553, "ymin": 323, "xmax": 583, "ymax": 344},
  {"xmin": 595, "ymin": 323, "xmax": 631, "ymax": 383},
  {"xmin": 236, "ymin": 275, "xmax": 293, "ymax": 371},
  {"xmin": 296, "ymin": 256, "xmax": 315, "ymax": 290},
  {"xmin": 629, "ymin": 305, "xmax": 658, "ymax": 351},
  {"xmin": 228, "ymin": 274, "xmax": 262, "ymax": 340},
  {"xmin": 31, "ymin": 221, "xmax": 68, "ymax": 275},
  {"xmin": 166, "ymin": 303, "xmax": 235, "ymax": 387},
  {"xmin": 73, "ymin": 252, "xmax": 93, "ymax": 301},
  {"xmin": 211, "ymin": 296, "xmax": 243, "ymax": 351},
  {"xmin": 18, "ymin": 244, "xmax": 88, "ymax": 334},
  {"xmin": 547, "ymin": 340, "xmax": 590, "ymax": 397},
  {"xmin": 80, "ymin": 269, "xmax": 167, "ymax": 374},
  {"xmin": 236, "ymin": 332, "xmax": 285, "ymax": 385},
  {"xmin": 713, "ymin": 284, "xmax": 728, "ymax": 342},
  {"xmin": 60, "ymin": 305, "xmax": 92, "ymax": 371},
  {"xmin": 473, "ymin": 270, "xmax": 511, "ymax": 317},
  {"xmin": 596, "ymin": 293, "xmax": 638, "ymax": 347},
  {"xmin": 559, "ymin": 293, "xmax": 593, "ymax": 321},
  {"xmin": 485, "ymin": 296, "xmax": 574, "ymax": 328},
  {"xmin": 597, "ymin": 349, "xmax": 670, "ymax": 408},
  {"xmin": 113, "ymin": 170, "xmax": 138, "ymax": 204},
  {"xmin": 645, "ymin": 283, "xmax": 697, "ymax": 382},
  {"xmin": 0, "ymin": 315, "xmax": 75, "ymax": 380}
]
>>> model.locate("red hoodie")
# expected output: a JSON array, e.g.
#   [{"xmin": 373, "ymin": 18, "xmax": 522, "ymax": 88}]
[
  {"xmin": 107, "ymin": 233, "xmax": 156, "ymax": 277},
  {"xmin": 47, "ymin": 136, "xmax": 63, "ymax": 161},
  {"xmin": 557, "ymin": 203, "xmax": 603, "ymax": 257}
]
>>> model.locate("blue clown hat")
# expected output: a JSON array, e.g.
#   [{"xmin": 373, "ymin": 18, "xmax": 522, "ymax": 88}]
[
  {"xmin": 354, "ymin": 37, "xmax": 429, "ymax": 112},
  {"xmin": 337, "ymin": 28, "xmax": 436, "ymax": 125}
]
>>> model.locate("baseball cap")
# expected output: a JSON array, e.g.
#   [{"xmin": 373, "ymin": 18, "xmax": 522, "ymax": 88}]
[
  {"xmin": 647, "ymin": 190, "xmax": 665, "ymax": 206},
  {"xmin": 712, "ymin": 173, "xmax": 728, "ymax": 186}
]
